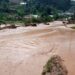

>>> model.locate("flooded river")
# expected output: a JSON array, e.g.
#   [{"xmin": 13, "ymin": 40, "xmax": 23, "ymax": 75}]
[{"xmin": 0, "ymin": 22, "xmax": 75, "ymax": 75}]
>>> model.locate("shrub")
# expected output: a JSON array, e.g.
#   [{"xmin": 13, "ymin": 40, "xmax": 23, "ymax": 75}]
[
  {"xmin": 70, "ymin": 26, "xmax": 75, "ymax": 29},
  {"xmin": 10, "ymin": 23, "xmax": 17, "ymax": 29},
  {"xmin": 42, "ymin": 55, "xmax": 68, "ymax": 75}
]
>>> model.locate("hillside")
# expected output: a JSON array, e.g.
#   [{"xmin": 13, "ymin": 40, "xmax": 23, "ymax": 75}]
[
  {"xmin": 24, "ymin": 0, "xmax": 71, "ymax": 15},
  {"xmin": 68, "ymin": 0, "xmax": 75, "ymax": 13},
  {"xmin": 9, "ymin": 0, "xmax": 23, "ymax": 3},
  {"xmin": 0, "ymin": 0, "xmax": 71, "ymax": 15}
]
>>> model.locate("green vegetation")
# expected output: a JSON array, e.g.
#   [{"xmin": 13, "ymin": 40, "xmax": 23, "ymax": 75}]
[
  {"xmin": 42, "ymin": 55, "xmax": 68, "ymax": 75},
  {"xmin": 24, "ymin": 0, "xmax": 71, "ymax": 14},
  {"xmin": 0, "ymin": 0, "xmax": 73, "ymax": 28},
  {"xmin": 70, "ymin": 26, "xmax": 75, "ymax": 29}
]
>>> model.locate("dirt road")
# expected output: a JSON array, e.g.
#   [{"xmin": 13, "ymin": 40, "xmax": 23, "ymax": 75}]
[{"xmin": 0, "ymin": 22, "xmax": 75, "ymax": 75}]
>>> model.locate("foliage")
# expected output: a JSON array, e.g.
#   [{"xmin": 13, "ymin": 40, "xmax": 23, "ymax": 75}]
[
  {"xmin": 16, "ymin": 5, "xmax": 25, "ymax": 17},
  {"xmin": 24, "ymin": 0, "xmax": 71, "ymax": 15},
  {"xmin": 71, "ymin": 26, "xmax": 75, "ymax": 29},
  {"xmin": 42, "ymin": 55, "xmax": 68, "ymax": 75},
  {"xmin": 0, "ymin": 0, "xmax": 72, "ymax": 26}
]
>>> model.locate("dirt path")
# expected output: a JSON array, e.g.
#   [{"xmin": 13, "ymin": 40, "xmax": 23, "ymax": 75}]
[{"xmin": 0, "ymin": 22, "xmax": 75, "ymax": 75}]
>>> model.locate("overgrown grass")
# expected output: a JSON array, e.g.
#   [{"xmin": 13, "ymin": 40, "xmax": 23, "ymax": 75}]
[{"xmin": 71, "ymin": 26, "xmax": 75, "ymax": 29}]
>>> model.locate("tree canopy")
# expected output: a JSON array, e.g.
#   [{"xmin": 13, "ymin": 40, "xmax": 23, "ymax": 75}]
[{"xmin": 23, "ymin": 0, "xmax": 71, "ymax": 15}]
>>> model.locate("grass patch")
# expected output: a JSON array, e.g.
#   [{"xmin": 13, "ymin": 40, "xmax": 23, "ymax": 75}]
[{"xmin": 71, "ymin": 26, "xmax": 75, "ymax": 29}]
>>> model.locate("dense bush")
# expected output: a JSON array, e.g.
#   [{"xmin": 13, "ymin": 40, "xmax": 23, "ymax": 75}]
[{"xmin": 42, "ymin": 55, "xmax": 68, "ymax": 75}]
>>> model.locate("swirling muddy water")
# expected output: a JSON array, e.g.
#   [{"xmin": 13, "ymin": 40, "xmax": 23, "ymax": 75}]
[{"xmin": 0, "ymin": 22, "xmax": 75, "ymax": 75}]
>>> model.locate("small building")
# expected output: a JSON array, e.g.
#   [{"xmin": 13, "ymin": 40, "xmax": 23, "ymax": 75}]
[
  {"xmin": 20, "ymin": 2, "xmax": 27, "ymax": 5},
  {"xmin": 24, "ymin": 14, "xmax": 39, "ymax": 19},
  {"xmin": 49, "ymin": 15, "xmax": 54, "ymax": 18}
]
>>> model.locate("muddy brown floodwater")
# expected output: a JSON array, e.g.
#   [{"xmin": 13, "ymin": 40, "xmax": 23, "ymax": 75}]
[{"xmin": 0, "ymin": 21, "xmax": 75, "ymax": 75}]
